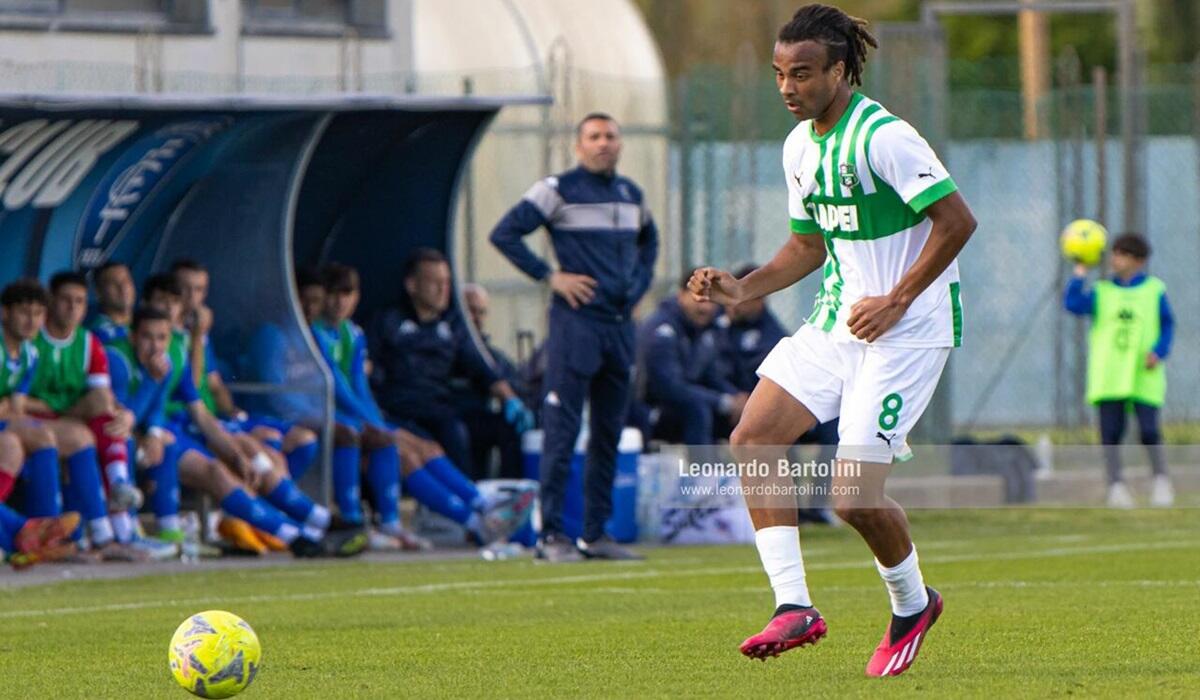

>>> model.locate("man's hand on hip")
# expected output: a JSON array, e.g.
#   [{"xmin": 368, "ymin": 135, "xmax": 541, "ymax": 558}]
[{"xmin": 549, "ymin": 271, "xmax": 598, "ymax": 309}]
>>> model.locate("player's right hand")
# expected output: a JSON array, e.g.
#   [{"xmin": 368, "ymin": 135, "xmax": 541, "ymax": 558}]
[
  {"xmin": 549, "ymin": 271, "xmax": 598, "ymax": 309},
  {"xmin": 687, "ymin": 267, "xmax": 741, "ymax": 305},
  {"xmin": 146, "ymin": 352, "xmax": 171, "ymax": 381}
]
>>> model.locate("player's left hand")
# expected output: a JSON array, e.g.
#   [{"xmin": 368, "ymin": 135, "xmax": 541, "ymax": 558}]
[
  {"xmin": 139, "ymin": 435, "xmax": 164, "ymax": 467},
  {"xmin": 503, "ymin": 397, "xmax": 535, "ymax": 434},
  {"xmin": 106, "ymin": 408, "xmax": 136, "ymax": 438},
  {"xmin": 1145, "ymin": 352, "xmax": 1160, "ymax": 370},
  {"xmin": 847, "ymin": 295, "xmax": 908, "ymax": 343}
]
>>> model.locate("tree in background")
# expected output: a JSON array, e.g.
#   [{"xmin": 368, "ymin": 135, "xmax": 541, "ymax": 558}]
[{"xmin": 635, "ymin": 0, "xmax": 1200, "ymax": 85}]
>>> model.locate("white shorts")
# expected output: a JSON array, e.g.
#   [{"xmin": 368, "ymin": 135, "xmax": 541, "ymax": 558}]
[{"xmin": 756, "ymin": 324, "xmax": 950, "ymax": 464}]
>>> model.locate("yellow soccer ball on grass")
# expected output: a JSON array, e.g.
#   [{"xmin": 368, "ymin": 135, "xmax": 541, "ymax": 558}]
[
  {"xmin": 169, "ymin": 610, "xmax": 262, "ymax": 698},
  {"xmin": 1060, "ymin": 218, "xmax": 1108, "ymax": 267}
]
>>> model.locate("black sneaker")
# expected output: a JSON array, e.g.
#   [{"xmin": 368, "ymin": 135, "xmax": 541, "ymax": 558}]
[
  {"xmin": 289, "ymin": 528, "xmax": 368, "ymax": 558},
  {"xmin": 576, "ymin": 535, "xmax": 643, "ymax": 561},
  {"xmin": 536, "ymin": 533, "xmax": 584, "ymax": 563},
  {"xmin": 329, "ymin": 513, "xmax": 364, "ymax": 532}
]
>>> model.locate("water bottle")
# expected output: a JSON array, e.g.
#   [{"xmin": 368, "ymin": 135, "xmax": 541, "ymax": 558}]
[{"xmin": 180, "ymin": 512, "xmax": 202, "ymax": 565}]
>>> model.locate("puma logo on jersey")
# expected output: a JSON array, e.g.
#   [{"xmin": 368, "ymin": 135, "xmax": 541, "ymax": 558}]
[
  {"xmin": 876, "ymin": 431, "xmax": 896, "ymax": 447},
  {"xmin": 809, "ymin": 203, "xmax": 859, "ymax": 232},
  {"xmin": 917, "ymin": 168, "xmax": 936, "ymax": 179}
]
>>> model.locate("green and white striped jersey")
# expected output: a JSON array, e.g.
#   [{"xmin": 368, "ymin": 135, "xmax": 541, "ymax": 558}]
[{"xmin": 786, "ymin": 92, "xmax": 963, "ymax": 348}]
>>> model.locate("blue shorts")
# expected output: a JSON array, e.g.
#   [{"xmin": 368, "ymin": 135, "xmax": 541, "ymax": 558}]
[
  {"xmin": 167, "ymin": 420, "xmax": 213, "ymax": 459},
  {"xmin": 226, "ymin": 414, "xmax": 294, "ymax": 437}
]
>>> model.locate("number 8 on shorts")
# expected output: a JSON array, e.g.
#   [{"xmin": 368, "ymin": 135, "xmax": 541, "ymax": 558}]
[{"xmin": 878, "ymin": 393, "xmax": 903, "ymax": 431}]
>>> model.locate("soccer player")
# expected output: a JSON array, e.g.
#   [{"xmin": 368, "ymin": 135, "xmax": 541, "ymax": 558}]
[
  {"xmin": 312, "ymin": 263, "xmax": 532, "ymax": 547},
  {"xmin": 172, "ymin": 259, "xmax": 319, "ymax": 479},
  {"xmin": 0, "ymin": 279, "xmax": 65, "ymax": 520},
  {"xmin": 295, "ymin": 267, "xmax": 414, "ymax": 551},
  {"xmin": 142, "ymin": 274, "xmax": 347, "ymax": 553},
  {"xmin": 687, "ymin": 5, "xmax": 976, "ymax": 676},
  {"xmin": 27, "ymin": 271, "xmax": 149, "ymax": 555},
  {"xmin": 90, "ymin": 260, "xmax": 136, "ymax": 344},
  {"xmin": 1064, "ymin": 232, "xmax": 1175, "ymax": 507},
  {"xmin": 126, "ymin": 306, "xmax": 365, "ymax": 558}
]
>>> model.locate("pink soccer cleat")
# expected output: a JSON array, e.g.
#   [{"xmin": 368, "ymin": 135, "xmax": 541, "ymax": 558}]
[
  {"xmin": 739, "ymin": 605, "xmax": 828, "ymax": 660},
  {"xmin": 865, "ymin": 587, "xmax": 943, "ymax": 677}
]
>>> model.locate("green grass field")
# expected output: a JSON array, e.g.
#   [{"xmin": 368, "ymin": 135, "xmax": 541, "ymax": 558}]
[{"xmin": 2, "ymin": 508, "xmax": 1198, "ymax": 698}]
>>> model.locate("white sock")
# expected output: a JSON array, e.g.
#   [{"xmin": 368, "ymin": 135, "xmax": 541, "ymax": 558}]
[
  {"xmin": 378, "ymin": 518, "xmax": 403, "ymax": 535},
  {"xmin": 876, "ymin": 547, "xmax": 929, "ymax": 617},
  {"xmin": 305, "ymin": 505, "xmax": 331, "ymax": 531},
  {"xmin": 90, "ymin": 517, "xmax": 114, "ymax": 546},
  {"xmin": 276, "ymin": 522, "xmax": 300, "ymax": 544},
  {"xmin": 110, "ymin": 512, "xmax": 134, "ymax": 543},
  {"xmin": 300, "ymin": 524, "xmax": 323, "ymax": 542},
  {"xmin": 754, "ymin": 526, "xmax": 812, "ymax": 608},
  {"xmin": 105, "ymin": 461, "xmax": 130, "ymax": 486},
  {"xmin": 158, "ymin": 515, "xmax": 181, "ymax": 532}
]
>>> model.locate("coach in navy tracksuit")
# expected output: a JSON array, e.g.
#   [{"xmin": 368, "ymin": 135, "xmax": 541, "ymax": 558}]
[
  {"xmin": 638, "ymin": 274, "xmax": 747, "ymax": 444},
  {"xmin": 490, "ymin": 112, "xmax": 657, "ymax": 562}
]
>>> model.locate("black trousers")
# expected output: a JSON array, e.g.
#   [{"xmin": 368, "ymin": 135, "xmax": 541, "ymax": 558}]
[{"xmin": 1097, "ymin": 401, "xmax": 1168, "ymax": 484}]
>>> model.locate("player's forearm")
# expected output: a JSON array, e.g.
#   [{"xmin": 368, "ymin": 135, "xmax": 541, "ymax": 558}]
[
  {"xmin": 741, "ymin": 234, "xmax": 826, "ymax": 302},
  {"xmin": 23, "ymin": 396, "xmax": 52, "ymax": 414},
  {"xmin": 888, "ymin": 196, "xmax": 976, "ymax": 307},
  {"xmin": 189, "ymin": 343, "xmax": 205, "ymax": 388},
  {"xmin": 215, "ymin": 385, "xmax": 238, "ymax": 417},
  {"xmin": 191, "ymin": 405, "xmax": 240, "ymax": 465}
]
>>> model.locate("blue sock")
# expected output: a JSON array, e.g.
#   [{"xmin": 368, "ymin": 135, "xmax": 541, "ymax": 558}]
[
  {"xmin": 66, "ymin": 448, "xmax": 107, "ymax": 522},
  {"xmin": 145, "ymin": 445, "xmax": 181, "ymax": 521},
  {"xmin": 424, "ymin": 455, "xmax": 482, "ymax": 508},
  {"xmin": 21, "ymin": 447, "xmax": 62, "ymax": 517},
  {"xmin": 366, "ymin": 447, "xmax": 401, "ymax": 525},
  {"xmin": 286, "ymin": 441, "xmax": 319, "ymax": 480},
  {"xmin": 264, "ymin": 478, "xmax": 326, "ymax": 528},
  {"xmin": 0, "ymin": 516, "xmax": 12, "ymax": 553},
  {"xmin": 403, "ymin": 467, "xmax": 472, "ymax": 525},
  {"xmin": 0, "ymin": 502, "xmax": 26, "ymax": 536},
  {"xmin": 219, "ymin": 487, "xmax": 301, "ymax": 542},
  {"xmin": 333, "ymin": 446, "xmax": 363, "ymax": 524}
]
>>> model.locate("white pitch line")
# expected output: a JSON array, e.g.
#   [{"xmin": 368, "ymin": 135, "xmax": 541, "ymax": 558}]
[{"xmin": 0, "ymin": 539, "xmax": 1195, "ymax": 621}]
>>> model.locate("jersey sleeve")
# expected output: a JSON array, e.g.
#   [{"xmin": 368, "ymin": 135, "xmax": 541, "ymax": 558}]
[
  {"xmin": 784, "ymin": 130, "xmax": 820, "ymax": 235},
  {"xmin": 85, "ymin": 334, "xmax": 111, "ymax": 389},
  {"xmin": 173, "ymin": 361, "xmax": 202, "ymax": 405},
  {"xmin": 204, "ymin": 340, "xmax": 219, "ymax": 378},
  {"xmin": 16, "ymin": 347, "xmax": 36, "ymax": 395},
  {"xmin": 868, "ymin": 120, "xmax": 958, "ymax": 215},
  {"xmin": 349, "ymin": 331, "xmax": 387, "ymax": 427},
  {"xmin": 106, "ymin": 348, "xmax": 130, "ymax": 405}
]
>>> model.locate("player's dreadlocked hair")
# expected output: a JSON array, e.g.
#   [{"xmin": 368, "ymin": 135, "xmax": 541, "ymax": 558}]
[{"xmin": 778, "ymin": 4, "xmax": 878, "ymax": 87}]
